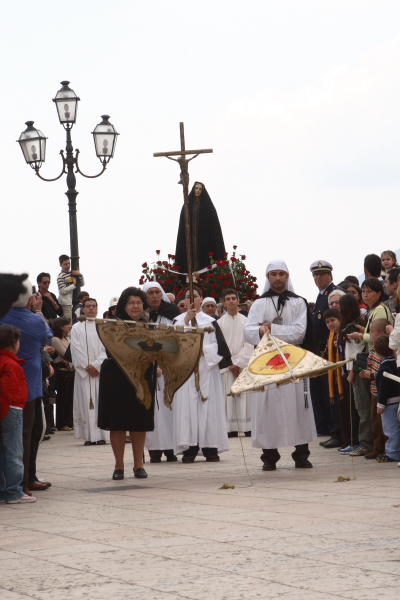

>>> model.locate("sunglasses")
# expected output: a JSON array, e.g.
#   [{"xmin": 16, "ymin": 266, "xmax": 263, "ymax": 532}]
[{"xmin": 42, "ymin": 281, "xmax": 50, "ymax": 285}]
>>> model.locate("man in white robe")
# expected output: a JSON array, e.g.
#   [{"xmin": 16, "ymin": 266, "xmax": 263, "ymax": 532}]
[
  {"xmin": 243, "ymin": 260, "xmax": 316, "ymax": 470},
  {"xmin": 173, "ymin": 286, "xmax": 230, "ymax": 462},
  {"xmin": 71, "ymin": 298, "xmax": 109, "ymax": 445},
  {"xmin": 142, "ymin": 282, "xmax": 181, "ymax": 463},
  {"xmin": 218, "ymin": 288, "xmax": 253, "ymax": 437}
]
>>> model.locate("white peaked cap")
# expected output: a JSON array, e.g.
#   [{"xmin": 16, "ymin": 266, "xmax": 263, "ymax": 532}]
[
  {"xmin": 201, "ymin": 296, "xmax": 217, "ymax": 307},
  {"xmin": 142, "ymin": 281, "xmax": 170, "ymax": 303},
  {"xmin": 262, "ymin": 260, "xmax": 295, "ymax": 294},
  {"xmin": 109, "ymin": 296, "xmax": 119, "ymax": 307}
]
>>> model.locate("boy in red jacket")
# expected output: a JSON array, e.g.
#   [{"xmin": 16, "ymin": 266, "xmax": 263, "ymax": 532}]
[{"xmin": 0, "ymin": 324, "xmax": 36, "ymax": 503}]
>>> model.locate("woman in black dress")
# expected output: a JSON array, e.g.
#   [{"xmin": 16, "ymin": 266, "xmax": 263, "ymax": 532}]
[{"xmin": 98, "ymin": 287, "xmax": 156, "ymax": 480}]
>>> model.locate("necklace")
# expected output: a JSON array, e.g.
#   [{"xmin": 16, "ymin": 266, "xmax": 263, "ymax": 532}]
[{"xmin": 270, "ymin": 296, "xmax": 283, "ymax": 325}]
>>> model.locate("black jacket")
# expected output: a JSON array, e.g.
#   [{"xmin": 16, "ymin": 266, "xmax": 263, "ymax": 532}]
[{"xmin": 311, "ymin": 282, "xmax": 337, "ymax": 355}]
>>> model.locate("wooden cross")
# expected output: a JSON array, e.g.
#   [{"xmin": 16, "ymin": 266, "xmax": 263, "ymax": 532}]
[{"xmin": 154, "ymin": 123, "xmax": 213, "ymax": 308}]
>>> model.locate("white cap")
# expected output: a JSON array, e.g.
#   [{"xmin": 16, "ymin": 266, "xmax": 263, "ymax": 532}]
[
  {"xmin": 201, "ymin": 296, "xmax": 216, "ymax": 307},
  {"xmin": 109, "ymin": 296, "xmax": 119, "ymax": 308},
  {"xmin": 12, "ymin": 278, "xmax": 33, "ymax": 308}
]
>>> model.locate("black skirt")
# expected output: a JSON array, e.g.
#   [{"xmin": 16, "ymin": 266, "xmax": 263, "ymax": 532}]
[{"xmin": 98, "ymin": 358, "xmax": 155, "ymax": 432}]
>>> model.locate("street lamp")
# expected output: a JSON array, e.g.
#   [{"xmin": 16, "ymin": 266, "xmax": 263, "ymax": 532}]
[{"xmin": 17, "ymin": 80, "xmax": 119, "ymax": 306}]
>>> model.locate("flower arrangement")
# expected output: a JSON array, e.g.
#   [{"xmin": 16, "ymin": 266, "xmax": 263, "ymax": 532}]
[{"xmin": 138, "ymin": 246, "xmax": 258, "ymax": 301}]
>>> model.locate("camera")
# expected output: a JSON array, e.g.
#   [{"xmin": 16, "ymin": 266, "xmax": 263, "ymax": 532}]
[{"xmin": 341, "ymin": 323, "xmax": 358, "ymax": 337}]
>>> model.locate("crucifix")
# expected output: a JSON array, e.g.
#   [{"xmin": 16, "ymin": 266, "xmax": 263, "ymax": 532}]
[{"xmin": 153, "ymin": 122, "xmax": 213, "ymax": 311}]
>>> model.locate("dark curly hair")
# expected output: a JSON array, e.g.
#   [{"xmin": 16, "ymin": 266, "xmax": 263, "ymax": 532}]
[{"xmin": 116, "ymin": 287, "xmax": 147, "ymax": 318}]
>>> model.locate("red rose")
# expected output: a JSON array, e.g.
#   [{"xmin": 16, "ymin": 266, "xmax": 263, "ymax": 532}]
[
  {"xmin": 162, "ymin": 285, "xmax": 167, "ymax": 290},
  {"xmin": 173, "ymin": 286, "xmax": 179, "ymax": 292},
  {"xmin": 142, "ymin": 269, "xmax": 147, "ymax": 274},
  {"xmin": 209, "ymin": 273, "xmax": 214, "ymax": 279},
  {"xmin": 208, "ymin": 252, "xmax": 214, "ymax": 256},
  {"xmin": 166, "ymin": 279, "xmax": 172, "ymax": 284},
  {"xmin": 168, "ymin": 253, "xmax": 172, "ymax": 259},
  {"xmin": 173, "ymin": 265, "xmax": 181, "ymax": 270},
  {"xmin": 211, "ymin": 283, "xmax": 217, "ymax": 289},
  {"xmin": 241, "ymin": 255, "xmax": 246, "ymax": 260},
  {"xmin": 211, "ymin": 291, "xmax": 217, "ymax": 298},
  {"xmin": 207, "ymin": 265, "xmax": 212, "ymax": 270},
  {"xmin": 223, "ymin": 281, "xmax": 228, "ymax": 287},
  {"xmin": 157, "ymin": 261, "xmax": 162, "ymax": 266},
  {"xmin": 254, "ymin": 284, "xmax": 258, "ymax": 289},
  {"xmin": 224, "ymin": 252, "xmax": 228, "ymax": 256},
  {"xmin": 230, "ymin": 257, "xmax": 237, "ymax": 262},
  {"xmin": 142, "ymin": 262, "xmax": 148, "ymax": 268},
  {"xmin": 233, "ymin": 245, "xmax": 237, "ymax": 249},
  {"xmin": 156, "ymin": 250, "xmax": 160, "ymax": 254},
  {"xmin": 217, "ymin": 275, "xmax": 223, "ymax": 280}
]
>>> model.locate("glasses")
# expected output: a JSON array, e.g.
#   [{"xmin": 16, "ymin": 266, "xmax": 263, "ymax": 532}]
[
  {"xmin": 41, "ymin": 281, "xmax": 50, "ymax": 285},
  {"xmin": 85, "ymin": 305, "xmax": 97, "ymax": 309},
  {"xmin": 127, "ymin": 301, "xmax": 143, "ymax": 307},
  {"xmin": 329, "ymin": 301, "xmax": 339, "ymax": 307}
]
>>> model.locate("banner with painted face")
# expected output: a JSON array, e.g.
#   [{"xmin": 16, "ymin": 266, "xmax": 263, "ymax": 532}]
[{"xmin": 96, "ymin": 319, "xmax": 211, "ymax": 408}]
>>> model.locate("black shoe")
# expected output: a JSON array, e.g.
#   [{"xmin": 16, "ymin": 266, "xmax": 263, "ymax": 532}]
[
  {"xmin": 84, "ymin": 441, "xmax": 96, "ymax": 446},
  {"xmin": 205, "ymin": 455, "xmax": 220, "ymax": 462},
  {"xmin": 323, "ymin": 438, "xmax": 341, "ymax": 448},
  {"xmin": 166, "ymin": 455, "xmax": 178, "ymax": 462},
  {"xmin": 42, "ymin": 435, "xmax": 51, "ymax": 441},
  {"xmin": 134, "ymin": 468, "xmax": 148, "ymax": 478},
  {"xmin": 295, "ymin": 459, "xmax": 313, "ymax": 468},
  {"xmin": 228, "ymin": 432, "xmax": 238, "ymax": 438},
  {"xmin": 150, "ymin": 457, "xmax": 162, "ymax": 463},
  {"xmin": 96, "ymin": 440, "xmax": 106, "ymax": 445},
  {"xmin": 112, "ymin": 469, "xmax": 124, "ymax": 480},
  {"xmin": 317, "ymin": 432, "xmax": 330, "ymax": 437},
  {"xmin": 244, "ymin": 431, "xmax": 251, "ymax": 437},
  {"xmin": 262, "ymin": 461, "xmax": 277, "ymax": 471},
  {"xmin": 319, "ymin": 437, "xmax": 334, "ymax": 446},
  {"xmin": 182, "ymin": 455, "xmax": 195, "ymax": 463}
]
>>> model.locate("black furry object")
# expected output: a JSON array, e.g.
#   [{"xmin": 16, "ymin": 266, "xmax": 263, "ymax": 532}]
[{"xmin": 0, "ymin": 273, "xmax": 28, "ymax": 319}]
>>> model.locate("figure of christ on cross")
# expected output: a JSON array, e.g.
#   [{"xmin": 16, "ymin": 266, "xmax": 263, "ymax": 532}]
[{"xmin": 153, "ymin": 122, "xmax": 213, "ymax": 317}]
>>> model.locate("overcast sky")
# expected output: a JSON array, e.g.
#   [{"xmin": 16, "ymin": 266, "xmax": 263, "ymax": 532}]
[{"xmin": 2, "ymin": 1, "xmax": 400, "ymax": 311}]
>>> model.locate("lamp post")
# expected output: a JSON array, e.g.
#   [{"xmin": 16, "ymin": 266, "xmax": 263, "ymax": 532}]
[{"xmin": 17, "ymin": 81, "xmax": 119, "ymax": 306}]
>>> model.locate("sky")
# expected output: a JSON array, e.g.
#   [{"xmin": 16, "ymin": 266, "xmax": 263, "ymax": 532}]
[{"xmin": 2, "ymin": 1, "xmax": 400, "ymax": 312}]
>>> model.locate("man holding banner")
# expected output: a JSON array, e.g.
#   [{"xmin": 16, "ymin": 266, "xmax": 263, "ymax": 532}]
[{"xmin": 243, "ymin": 260, "xmax": 317, "ymax": 471}]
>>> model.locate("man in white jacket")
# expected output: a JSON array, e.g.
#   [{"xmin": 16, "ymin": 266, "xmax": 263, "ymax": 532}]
[
  {"xmin": 71, "ymin": 298, "xmax": 109, "ymax": 445},
  {"xmin": 218, "ymin": 288, "xmax": 253, "ymax": 437}
]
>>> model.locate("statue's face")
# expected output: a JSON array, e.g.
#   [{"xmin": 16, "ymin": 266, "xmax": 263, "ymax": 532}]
[{"xmin": 194, "ymin": 183, "xmax": 203, "ymax": 197}]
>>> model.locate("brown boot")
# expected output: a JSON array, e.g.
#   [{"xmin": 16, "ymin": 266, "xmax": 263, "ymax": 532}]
[{"xmin": 364, "ymin": 452, "xmax": 380, "ymax": 459}]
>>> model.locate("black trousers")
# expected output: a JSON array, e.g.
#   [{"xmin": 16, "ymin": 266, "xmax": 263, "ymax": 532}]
[
  {"xmin": 148, "ymin": 449, "xmax": 175, "ymax": 459},
  {"xmin": 183, "ymin": 445, "xmax": 218, "ymax": 457},
  {"xmin": 55, "ymin": 370, "xmax": 74, "ymax": 430},
  {"xmin": 29, "ymin": 398, "xmax": 45, "ymax": 485},
  {"xmin": 261, "ymin": 443, "xmax": 310, "ymax": 465},
  {"xmin": 310, "ymin": 375, "xmax": 340, "ymax": 438}
]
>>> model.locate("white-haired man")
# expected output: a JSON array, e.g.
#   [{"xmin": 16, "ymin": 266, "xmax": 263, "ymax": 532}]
[{"xmin": 243, "ymin": 260, "xmax": 317, "ymax": 471}]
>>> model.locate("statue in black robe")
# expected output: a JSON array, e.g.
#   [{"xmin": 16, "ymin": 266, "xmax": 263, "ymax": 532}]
[{"xmin": 175, "ymin": 182, "xmax": 226, "ymax": 274}]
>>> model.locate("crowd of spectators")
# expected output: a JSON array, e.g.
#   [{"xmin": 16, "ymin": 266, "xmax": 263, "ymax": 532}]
[{"xmin": 1, "ymin": 250, "xmax": 400, "ymax": 504}]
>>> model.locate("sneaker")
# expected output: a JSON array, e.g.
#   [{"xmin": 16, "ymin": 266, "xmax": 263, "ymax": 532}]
[
  {"xmin": 6, "ymin": 494, "xmax": 36, "ymax": 504},
  {"xmin": 375, "ymin": 454, "xmax": 396, "ymax": 463},
  {"xmin": 349, "ymin": 446, "xmax": 369, "ymax": 457},
  {"xmin": 339, "ymin": 445, "xmax": 358, "ymax": 454}
]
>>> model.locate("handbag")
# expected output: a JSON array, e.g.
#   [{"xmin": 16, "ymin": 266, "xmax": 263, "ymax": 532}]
[{"xmin": 353, "ymin": 352, "xmax": 368, "ymax": 373}]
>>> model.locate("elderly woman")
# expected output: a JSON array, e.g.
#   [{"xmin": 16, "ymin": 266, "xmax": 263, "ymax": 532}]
[
  {"xmin": 51, "ymin": 317, "xmax": 74, "ymax": 432},
  {"xmin": 327, "ymin": 289, "xmax": 346, "ymax": 310},
  {"xmin": 98, "ymin": 287, "xmax": 156, "ymax": 480}
]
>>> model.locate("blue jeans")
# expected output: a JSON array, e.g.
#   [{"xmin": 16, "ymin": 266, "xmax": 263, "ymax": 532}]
[
  {"xmin": 0, "ymin": 408, "xmax": 24, "ymax": 502},
  {"xmin": 381, "ymin": 403, "xmax": 400, "ymax": 460}
]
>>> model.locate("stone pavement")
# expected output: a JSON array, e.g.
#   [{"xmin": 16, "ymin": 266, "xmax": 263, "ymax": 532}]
[{"xmin": 1, "ymin": 432, "xmax": 400, "ymax": 600}]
